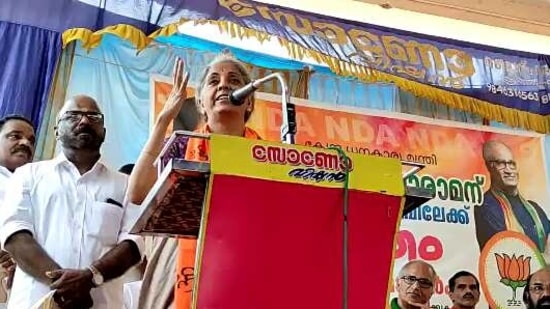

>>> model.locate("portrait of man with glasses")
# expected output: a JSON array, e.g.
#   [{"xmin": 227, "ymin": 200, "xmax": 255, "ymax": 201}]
[
  {"xmin": 390, "ymin": 260, "xmax": 436, "ymax": 309},
  {"xmin": 474, "ymin": 140, "xmax": 550, "ymax": 254}
]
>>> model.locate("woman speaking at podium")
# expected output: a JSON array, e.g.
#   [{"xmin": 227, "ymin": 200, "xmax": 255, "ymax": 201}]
[{"xmin": 127, "ymin": 52, "xmax": 261, "ymax": 309}]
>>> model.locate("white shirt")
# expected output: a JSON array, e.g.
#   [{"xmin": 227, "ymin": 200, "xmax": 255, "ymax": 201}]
[
  {"xmin": 0, "ymin": 165, "xmax": 11, "ymax": 307},
  {"xmin": 0, "ymin": 166, "xmax": 12, "ymax": 203},
  {"xmin": 0, "ymin": 154, "xmax": 144, "ymax": 309},
  {"xmin": 123, "ymin": 280, "xmax": 142, "ymax": 309}
]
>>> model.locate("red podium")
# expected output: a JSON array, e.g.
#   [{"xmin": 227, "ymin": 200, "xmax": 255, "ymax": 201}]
[{"xmin": 131, "ymin": 132, "xmax": 428, "ymax": 309}]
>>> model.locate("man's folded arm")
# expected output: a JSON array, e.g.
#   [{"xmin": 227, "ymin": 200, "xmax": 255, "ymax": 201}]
[{"xmin": 3, "ymin": 231, "xmax": 60, "ymax": 284}]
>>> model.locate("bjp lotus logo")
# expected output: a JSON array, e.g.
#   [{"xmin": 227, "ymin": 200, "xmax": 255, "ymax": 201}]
[{"xmin": 495, "ymin": 253, "xmax": 531, "ymax": 301}]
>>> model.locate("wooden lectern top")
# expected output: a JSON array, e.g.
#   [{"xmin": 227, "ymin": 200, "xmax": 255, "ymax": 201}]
[{"xmin": 130, "ymin": 131, "xmax": 210, "ymax": 238}]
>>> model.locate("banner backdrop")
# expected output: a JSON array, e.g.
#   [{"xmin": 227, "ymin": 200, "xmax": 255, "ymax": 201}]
[
  {"xmin": 54, "ymin": 0, "xmax": 550, "ymax": 119},
  {"xmin": 153, "ymin": 77, "xmax": 550, "ymax": 309}
]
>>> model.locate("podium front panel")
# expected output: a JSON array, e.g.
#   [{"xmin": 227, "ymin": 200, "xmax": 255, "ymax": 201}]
[
  {"xmin": 193, "ymin": 135, "xmax": 406, "ymax": 309},
  {"xmin": 348, "ymin": 191, "xmax": 404, "ymax": 309},
  {"xmin": 196, "ymin": 175, "xmax": 344, "ymax": 308}
]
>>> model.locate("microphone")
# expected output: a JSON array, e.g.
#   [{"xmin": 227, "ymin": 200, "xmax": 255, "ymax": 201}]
[
  {"xmin": 229, "ymin": 72, "xmax": 297, "ymax": 145},
  {"xmin": 229, "ymin": 74, "xmax": 280, "ymax": 106},
  {"xmin": 229, "ymin": 81, "xmax": 261, "ymax": 106}
]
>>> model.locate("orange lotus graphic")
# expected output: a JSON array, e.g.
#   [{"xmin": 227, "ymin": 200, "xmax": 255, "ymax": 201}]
[{"xmin": 495, "ymin": 253, "xmax": 531, "ymax": 301}]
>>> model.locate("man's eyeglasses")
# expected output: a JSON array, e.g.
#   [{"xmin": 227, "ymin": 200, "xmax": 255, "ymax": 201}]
[
  {"xmin": 60, "ymin": 111, "xmax": 104, "ymax": 123},
  {"xmin": 400, "ymin": 276, "xmax": 433, "ymax": 289},
  {"xmin": 488, "ymin": 160, "xmax": 517, "ymax": 171}
]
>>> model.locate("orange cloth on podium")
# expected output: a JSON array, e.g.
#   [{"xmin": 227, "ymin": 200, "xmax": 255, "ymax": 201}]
[{"xmin": 174, "ymin": 125, "xmax": 261, "ymax": 309}]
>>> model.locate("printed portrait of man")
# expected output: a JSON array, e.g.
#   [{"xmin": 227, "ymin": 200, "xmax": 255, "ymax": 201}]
[{"xmin": 474, "ymin": 140, "xmax": 550, "ymax": 254}]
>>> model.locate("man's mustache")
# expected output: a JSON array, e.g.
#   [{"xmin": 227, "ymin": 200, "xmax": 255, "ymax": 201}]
[
  {"xmin": 536, "ymin": 296, "xmax": 550, "ymax": 308},
  {"xmin": 463, "ymin": 293, "xmax": 474, "ymax": 299},
  {"xmin": 75, "ymin": 126, "xmax": 97, "ymax": 136},
  {"xmin": 11, "ymin": 145, "xmax": 32, "ymax": 157}
]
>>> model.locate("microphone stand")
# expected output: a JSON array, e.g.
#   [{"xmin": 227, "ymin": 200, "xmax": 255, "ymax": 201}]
[
  {"xmin": 240, "ymin": 74, "xmax": 353, "ymax": 309},
  {"xmin": 264, "ymin": 74, "xmax": 347, "ymax": 309},
  {"xmin": 274, "ymin": 73, "xmax": 296, "ymax": 145},
  {"xmin": 248, "ymin": 73, "xmax": 296, "ymax": 145}
]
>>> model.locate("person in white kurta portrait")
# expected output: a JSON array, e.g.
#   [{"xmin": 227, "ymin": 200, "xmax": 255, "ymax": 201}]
[
  {"xmin": 0, "ymin": 96, "xmax": 143, "ymax": 309},
  {"xmin": 0, "ymin": 115, "xmax": 35, "ymax": 306}
]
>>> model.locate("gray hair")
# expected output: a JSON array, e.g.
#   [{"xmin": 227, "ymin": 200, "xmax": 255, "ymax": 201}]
[
  {"xmin": 482, "ymin": 140, "xmax": 512, "ymax": 162},
  {"xmin": 397, "ymin": 260, "xmax": 437, "ymax": 281},
  {"xmin": 196, "ymin": 53, "xmax": 254, "ymax": 122}
]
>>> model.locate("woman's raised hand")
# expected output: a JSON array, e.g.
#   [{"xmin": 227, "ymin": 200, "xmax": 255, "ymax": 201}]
[{"xmin": 159, "ymin": 58, "xmax": 190, "ymax": 122}]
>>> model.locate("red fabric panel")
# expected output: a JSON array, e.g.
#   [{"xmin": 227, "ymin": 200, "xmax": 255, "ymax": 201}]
[
  {"xmin": 196, "ymin": 175, "xmax": 343, "ymax": 309},
  {"xmin": 196, "ymin": 175, "xmax": 402, "ymax": 308},
  {"xmin": 348, "ymin": 191, "xmax": 402, "ymax": 309}
]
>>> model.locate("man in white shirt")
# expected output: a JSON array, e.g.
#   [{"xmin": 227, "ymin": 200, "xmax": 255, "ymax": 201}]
[
  {"xmin": 0, "ymin": 95, "xmax": 143, "ymax": 309},
  {"xmin": 0, "ymin": 115, "xmax": 35, "ymax": 303}
]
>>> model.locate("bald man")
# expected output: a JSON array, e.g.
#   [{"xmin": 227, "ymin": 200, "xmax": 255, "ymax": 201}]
[
  {"xmin": 474, "ymin": 141, "xmax": 550, "ymax": 253},
  {"xmin": 391, "ymin": 260, "xmax": 437, "ymax": 309},
  {"xmin": 524, "ymin": 267, "xmax": 550, "ymax": 309},
  {"xmin": 0, "ymin": 96, "xmax": 143, "ymax": 308}
]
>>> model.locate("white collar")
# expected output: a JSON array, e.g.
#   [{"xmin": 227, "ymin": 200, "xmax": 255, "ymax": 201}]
[
  {"xmin": 0, "ymin": 165, "xmax": 12, "ymax": 178},
  {"xmin": 54, "ymin": 152, "xmax": 106, "ymax": 175}
]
